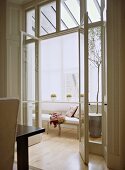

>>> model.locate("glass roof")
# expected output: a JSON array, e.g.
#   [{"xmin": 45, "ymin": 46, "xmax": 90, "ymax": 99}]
[
  {"xmin": 61, "ymin": 0, "xmax": 80, "ymax": 30},
  {"xmin": 87, "ymin": 0, "xmax": 101, "ymax": 22},
  {"xmin": 39, "ymin": 0, "xmax": 102, "ymax": 35},
  {"xmin": 97, "ymin": 0, "xmax": 101, "ymax": 6},
  {"xmin": 39, "ymin": 2, "xmax": 56, "ymax": 35}
]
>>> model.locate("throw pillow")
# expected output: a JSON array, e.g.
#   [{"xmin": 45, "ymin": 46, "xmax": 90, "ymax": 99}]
[
  {"xmin": 74, "ymin": 108, "xmax": 79, "ymax": 119},
  {"xmin": 66, "ymin": 106, "xmax": 78, "ymax": 117}
]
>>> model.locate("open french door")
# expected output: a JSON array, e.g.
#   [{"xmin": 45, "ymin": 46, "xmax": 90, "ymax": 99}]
[
  {"xmin": 79, "ymin": 12, "xmax": 89, "ymax": 164},
  {"xmin": 20, "ymin": 31, "xmax": 41, "ymax": 145}
]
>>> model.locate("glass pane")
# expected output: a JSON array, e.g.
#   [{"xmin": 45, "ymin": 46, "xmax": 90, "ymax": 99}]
[
  {"xmin": 26, "ymin": 9, "xmax": 35, "ymax": 37},
  {"xmin": 61, "ymin": 0, "xmax": 80, "ymax": 30},
  {"xmin": 97, "ymin": 0, "xmax": 101, "ymax": 6},
  {"xmin": 103, "ymin": 0, "xmax": 107, "ymax": 21},
  {"xmin": 22, "ymin": 40, "xmax": 36, "ymax": 126},
  {"xmin": 39, "ymin": 1, "xmax": 56, "ymax": 36},
  {"xmin": 88, "ymin": 26, "xmax": 102, "ymax": 142},
  {"xmin": 87, "ymin": 0, "xmax": 101, "ymax": 22},
  {"xmin": 40, "ymin": 32, "xmax": 79, "ymax": 102},
  {"xmin": 88, "ymin": 26, "xmax": 102, "ymax": 103},
  {"xmin": 79, "ymin": 30, "xmax": 85, "ymax": 158},
  {"xmin": 23, "ymin": 43, "xmax": 35, "ymax": 101},
  {"xmin": 80, "ymin": 31, "xmax": 84, "ymax": 98}
]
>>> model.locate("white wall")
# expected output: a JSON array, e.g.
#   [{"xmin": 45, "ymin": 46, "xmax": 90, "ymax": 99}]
[
  {"xmin": 6, "ymin": 2, "xmax": 20, "ymax": 98},
  {"xmin": 0, "ymin": 2, "xmax": 20, "ymax": 98},
  {"xmin": 41, "ymin": 102, "xmax": 79, "ymax": 114},
  {"xmin": 0, "ymin": 1, "xmax": 7, "ymax": 97}
]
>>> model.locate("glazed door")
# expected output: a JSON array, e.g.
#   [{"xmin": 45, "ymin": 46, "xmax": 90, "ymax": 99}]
[
  {"xmin": 79, "ymin": 13, "xmax": 89, "ymax": 164},
  {"xmin": 20, "ymin": 32, "xmax": 41, "ymax": 132}
]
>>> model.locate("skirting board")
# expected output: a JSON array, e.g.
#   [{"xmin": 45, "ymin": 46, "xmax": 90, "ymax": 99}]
[{"xmin": 107, "ymin": 153, "xmax": 121, "ymax": 170}]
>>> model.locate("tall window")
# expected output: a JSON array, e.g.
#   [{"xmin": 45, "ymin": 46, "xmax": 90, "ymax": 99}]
[{"xmin": 25, "ymin": 1, "xmax": 104, "ymax": 103}]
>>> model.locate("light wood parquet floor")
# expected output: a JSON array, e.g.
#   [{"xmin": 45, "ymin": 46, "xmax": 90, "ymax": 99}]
[{"xmin": 14, "ymin": 126, "xmax": 108, "ymax": 170}]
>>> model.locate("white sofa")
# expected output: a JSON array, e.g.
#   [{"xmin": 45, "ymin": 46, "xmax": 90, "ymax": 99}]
[
  {"xmin": 33, "ymin": 102, "xmax": 82, "ymax": 138},
  {"xmin": 42, "ymin": 113, "xmax": 79, "ymax": 138},
  {"xmin": 33, "ymin": 113, "xmax": 79, "ymax": 138}
]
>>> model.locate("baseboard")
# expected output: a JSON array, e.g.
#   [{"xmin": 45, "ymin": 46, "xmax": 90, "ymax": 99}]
[{"xmin": 107, "ymin": 153, "xmax": 121, "ymax": 170}]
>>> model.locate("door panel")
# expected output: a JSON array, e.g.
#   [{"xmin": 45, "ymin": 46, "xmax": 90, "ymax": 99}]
[
  {"xmin": 20, "ymin": 32, "xmax": 41, "ymax": 145},
  {"xmin": 23, "ymin": 42, "xmax": 35, "ymax": 126},
  {"xmin": 79, "ymin": 12, "xmax": 89, "ymax": 164}
]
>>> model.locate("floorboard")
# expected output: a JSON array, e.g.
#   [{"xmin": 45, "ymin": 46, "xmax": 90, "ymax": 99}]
[{"xmin": 14, "ymin": 126, "xmax": 108, "ymax": 170}]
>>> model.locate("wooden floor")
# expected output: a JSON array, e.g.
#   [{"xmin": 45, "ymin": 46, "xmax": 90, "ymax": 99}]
[{"xmin": 14, "ymin": 126, "xmax": 108, "ymax": 170}]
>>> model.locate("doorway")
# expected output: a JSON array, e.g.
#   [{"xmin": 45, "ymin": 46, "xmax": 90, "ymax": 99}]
[{"xmin": 20, "ymin": 25, "xmax": 104, "ymax": 168}]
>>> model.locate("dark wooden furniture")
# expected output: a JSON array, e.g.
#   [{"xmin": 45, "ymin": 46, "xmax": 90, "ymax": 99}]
[{"xmin": 16, "ymin": 124, "xmax": 45, "ymax": 170}]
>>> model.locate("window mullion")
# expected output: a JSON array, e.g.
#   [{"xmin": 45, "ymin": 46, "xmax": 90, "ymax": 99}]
[{"xmin": 56, "ymin": 0, "xmax": 60, "ymax": 32}]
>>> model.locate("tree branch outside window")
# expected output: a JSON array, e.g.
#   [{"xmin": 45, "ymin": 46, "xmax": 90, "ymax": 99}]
[{"xmin": 88, "ymin": 26, "xmax": 101, "ymax": 114}]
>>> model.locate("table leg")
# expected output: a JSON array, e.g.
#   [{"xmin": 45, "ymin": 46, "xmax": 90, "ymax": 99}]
[
  {"xmin": 58, "ymin": 124, "xmax": 61, "ymax": 136},
  {"xmin": 17, "ymin": 137, "xmax": 29, "ymax": 170},
  {"xmin": 47, "ymin": 121, "xmax": 49, "ymax": 134}
]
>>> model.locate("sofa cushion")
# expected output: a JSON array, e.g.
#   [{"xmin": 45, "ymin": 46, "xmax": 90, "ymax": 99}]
[{"xmin": 65, "ymin": 116, "xmax": 79, "ymax": 124}]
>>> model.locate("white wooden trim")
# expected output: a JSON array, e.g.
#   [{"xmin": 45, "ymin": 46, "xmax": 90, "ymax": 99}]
[{"xmin": 20, "ymin": 31, "xmax": 23, "ymax": 125}]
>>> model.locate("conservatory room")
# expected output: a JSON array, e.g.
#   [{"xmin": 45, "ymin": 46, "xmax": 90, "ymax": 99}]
[
  {"xmin": 18, "ymin": 0, "xmax": 105, "ymax": 169},
  {"xmin": 20, "ymin": 27, "xmax": 103, "ymax": 170},
  {"xmin": 21, "ymin": 0, "xmax": 103, "ymax": 140},
  {"xmin": 20, "ymin": 0, "xmax": 104, "ymax": 147}
]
